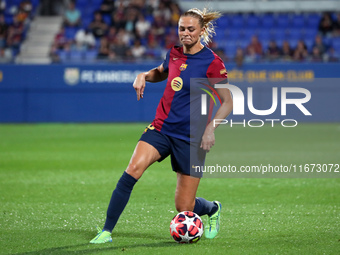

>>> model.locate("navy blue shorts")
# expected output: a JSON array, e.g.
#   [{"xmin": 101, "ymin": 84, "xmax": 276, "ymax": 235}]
[{"xmin": 139, "ymin": 125, "xmax": 206, "ymax": 178}]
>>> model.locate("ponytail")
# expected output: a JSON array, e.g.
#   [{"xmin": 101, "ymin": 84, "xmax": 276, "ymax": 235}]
[{"xmin": 182, "ymin": 8, "xmax": 221, "ymax": 45}]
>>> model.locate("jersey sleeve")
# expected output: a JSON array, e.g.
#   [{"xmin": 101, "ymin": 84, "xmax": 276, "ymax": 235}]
[
  {"xmin": 162, "ymin": 49, "xmax": 171, "ymax": 73},
  {"xmin": 206, "ymin": 57, "xmax": 228, "ymax": 84}
]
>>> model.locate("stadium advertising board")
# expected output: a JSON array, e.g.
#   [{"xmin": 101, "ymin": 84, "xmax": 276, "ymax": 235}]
[{"xmin": 0, "ymin": 63, "xmax": 339, "ymax": 123}]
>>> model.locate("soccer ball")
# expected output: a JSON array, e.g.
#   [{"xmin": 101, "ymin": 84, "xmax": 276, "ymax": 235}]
[{"xmin": 170, "ymin": 211, "xmax": 204, "ymax": 243}]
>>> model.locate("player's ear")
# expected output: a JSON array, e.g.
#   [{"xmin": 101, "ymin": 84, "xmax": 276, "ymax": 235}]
[{"xmin": 200, "ymin": 27, "xmax": 205, "ymax": 36}]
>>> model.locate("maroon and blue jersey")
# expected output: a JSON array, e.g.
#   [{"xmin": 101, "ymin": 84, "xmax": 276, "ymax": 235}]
[{"xmin": 151, "ymin": 46, "xmax": 228, "ymax": 142}]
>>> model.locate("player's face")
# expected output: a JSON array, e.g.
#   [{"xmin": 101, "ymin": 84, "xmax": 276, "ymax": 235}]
[{"xmin": 178, "ymin": 16, "xmax": 203, "ymax": 48}]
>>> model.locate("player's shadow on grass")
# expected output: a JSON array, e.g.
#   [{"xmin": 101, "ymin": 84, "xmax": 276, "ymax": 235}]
[{"xmin": 10, "ymin": 230, "xmax": 178, "ymax": 255}]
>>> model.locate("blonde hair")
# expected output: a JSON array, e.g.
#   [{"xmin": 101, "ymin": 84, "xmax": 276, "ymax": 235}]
[{"xmin": 182, "ymin": 8, "xmax": 221, "ymax": 45}]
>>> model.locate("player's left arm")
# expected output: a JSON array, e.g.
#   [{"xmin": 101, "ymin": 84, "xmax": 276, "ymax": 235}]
[{"xmin": 200, "ymin": 85, "xmax": 233, "ymax": 152}]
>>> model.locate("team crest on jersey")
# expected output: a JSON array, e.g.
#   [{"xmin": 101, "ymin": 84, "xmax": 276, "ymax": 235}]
[
  {"xmin": 179, "ymin": 64, "xmax": 187, "ymax": 71},
  {"xmin": 171, "ymin": 77, "xmax": 183, "ymax": 91}
]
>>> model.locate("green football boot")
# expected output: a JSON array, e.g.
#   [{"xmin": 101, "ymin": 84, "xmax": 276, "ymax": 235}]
[
  {"xmin": 89, "ymin": 227, "xmax": 112, "ymax": 244},
  {"xmin": 205, "ymin": 201, "xmax": 222, "ymax": 239}
]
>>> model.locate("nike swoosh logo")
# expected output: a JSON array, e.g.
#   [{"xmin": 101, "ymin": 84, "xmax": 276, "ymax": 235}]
[{"xmin": 173, "ymin": 58, "xmax": 178, "ymax": 60}]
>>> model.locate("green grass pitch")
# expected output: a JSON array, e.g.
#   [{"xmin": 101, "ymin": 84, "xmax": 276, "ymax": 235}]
[{"xmin": 0, "ymin": 123, "xmax": 339, "ymax": 255}]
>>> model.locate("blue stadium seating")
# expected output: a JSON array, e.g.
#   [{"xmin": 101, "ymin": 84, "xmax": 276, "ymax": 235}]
[
  {"xmin": 261, "ymin": 14, "xmax": 275, "ymax": 29},
  {"xmin": 4, "ymin": 14, "xmax": 13, "ymax": 24},
  {"xmin": 214, "ymin": 27, "xmax": 227, "ymax": 40},
  {"xmin": 288, "ymin": 39, "xmax": 299, "ymax": 49},
  {"xmin": 306, "ymin": 13, "xmax": 321, "ymax": 28},
  {"xmin": 84, "ymin": 50, "xmax": 98, "ymax": 61},
  {"xmin": 80, "ymin": 7, "xmax": 94, "ymax": 19},
  {"xmin": 229, "ymin": 14, "xmax": 245, "ymax": 28},
  {"xmin": 288, "ymin": 29, "xmax": 303, "ymax": 40},
  {"xmin": 275, "ymin": 39, "xmax": 285, "ymax": 47},
  {"xmin": 272, "ymin": 29, "xmax": 287, "ymax": 41},
  {"xmin": 1, "ymin": 0, "xmax": 41, "ymax": 62},
  {"xmin": 8, "ymin": 0, "xmax": 22, "ymax": 5},
  {"xmin": 257, "ymin": 29, "xmax": 271, "ymax": 41},
  {"xmin": 305, "ymin": 39, "xmax": 314, "ymax": 51},
  {"xmin": 276, "ymin": 14, "xmax": 290, "ymax": 29},
  {"xmin": 7, "ymin": 0, "xmax": 39, "ymax": 9},
  {"xmin": 224, "ymin": 41, "xmax": 237, "ymax": 57},
  {"xmin": 217, "ymin": 16, "xmax": 230, "ymax": 28},
  {"xmin": 102, "ymin": 14, "xmax": 111, "ymax": 26},
  {"xmin": 246, "ymin": 15, "xmax": 260, "ymax": 28},
  {"xmin": 237, "ymin": 39, "xmax": 249, "ymax": 49},
  {"xmin": 58, "ymin": 50, "xmax": 70, "ymax": 62},
  {"xmin": 332, "ymin": 38, "xmax": 340, "ymax": 51},
  {"xmin": 226, "ymin": 28, "xmax": 241, "ymax": 40},
  {"xmin": 91, "ymin": 0, "xmax": 103, "ymax": 9},
  {"xmin": 76, "ymin": 0, "xmax": 89, "ymax": 7},
  {"xmin": 145, "ymin": 15, "xmax": 154, "ymax": 24},
  {"xmin": 69, "ymin": 50, "xmax": 84, "ymax": 61},
  {"xmin": 82, "ymin": 16, "xmax": 92, "ymax": 28},
  {"xmin": 261, "ymin": 39, "xmax": 270, "ymax": 50},
  {"xmin": 64, "ymin": 27, "xmax": 78, "ymax": 40},
  {"xmin": 291, "ymin": 14, "xmax": 305, "ymax": 29},
  {"xmin": 46, "ymin": 5, "xmax": 340, "ymax": 63}
]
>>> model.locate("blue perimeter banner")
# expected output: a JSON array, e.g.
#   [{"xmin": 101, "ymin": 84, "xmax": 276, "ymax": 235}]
[{"xmin": 0, "ymin": 63, "xmax": 339, "ymax": 123}]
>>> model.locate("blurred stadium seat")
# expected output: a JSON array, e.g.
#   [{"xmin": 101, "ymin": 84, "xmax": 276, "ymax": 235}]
[
  {"xmin": 69, "ymin": 49, "xmax": 84, "ymax": 61},
  {"xmin": 332, "ymin": 38, "xmax": 340, "ymax": 51},
  {"xmin": 276, "ymin": 14, "xmax": 291, "ymax": 29},
  {"xmin": 261, "ymin": 14, "xmax": 275, "ymax": 29},
  {"xmin": 3, "ymin": 0, "xmax": 337, "ymax": 64},
  {"xmin": 246, "ymin": 15, "xmax": 260, "ymax": 28},
  {"xmin": 58, "ymin": 50, "xmax": 70, "ymax": 62},
  {"xmin": 84, "ymin": 49, "xmax": 98, "ymax": 62},
  {"xmin": 47, "ymin": 2, "xmax": 340, "ymax": 64},
  {"xmin": 291, "ymin": 14, "xmax": 306, "ymax": 29},
  {"xmin": 0, "ymin": 0, "xmax": 40, "ymax": 63},
  {"xmin": 230, "ymin": 14, "xmax": 245, "ymax": 28}
]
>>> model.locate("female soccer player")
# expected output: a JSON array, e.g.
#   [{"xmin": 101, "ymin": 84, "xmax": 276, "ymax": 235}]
[{"xmin": 90, "ymin": 8, "xmax": 233, "ymax": 244}]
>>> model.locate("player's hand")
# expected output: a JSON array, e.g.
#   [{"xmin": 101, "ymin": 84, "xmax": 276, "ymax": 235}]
[
  {"xmin": 133, "ymin": 73, "xmax": 146, "ymax": 100},
  {"xmin": 200, "ymin": 127, "xmax": 215, "ymax": 152}
]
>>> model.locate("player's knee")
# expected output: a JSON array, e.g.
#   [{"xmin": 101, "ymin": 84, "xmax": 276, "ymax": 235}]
[{"xmin": 126, "ymin": 162, "xmax": 144, "ymax": 179}]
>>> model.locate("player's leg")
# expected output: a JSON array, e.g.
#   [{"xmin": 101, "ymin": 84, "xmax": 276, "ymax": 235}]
[
  {"xmin": 171, "ymin": 137, "xmax": 221, "ymax": 239},
  {"xmin": 174, "ymin": 173, "xmax": 200, "ymax": 212},
  {"xmin": 125, "ymin": 140, "xmax": 162, "ymax": 179},
  {"xmin": 174, "ymin": 173, "xmax": 221, "ymax": 239},
  {"xmin": 174, "ymin": 173, "xmax": 218, "ymax": 216},
  {"xmin": 90, "ymin": 141, "xmax": 161, "ymax": 244},
  {"xmin": 104, "ymin": 140, "xmax": 161, "ymax": 230},
  {"xmin": 171, "ymin": 137, "xmax": 218, "ymax": 215}
]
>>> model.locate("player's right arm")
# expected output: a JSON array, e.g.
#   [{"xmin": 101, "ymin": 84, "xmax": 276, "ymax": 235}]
[{"xmin": 133, "ymin": 64, "xmax": 168, "ymax": 101}]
